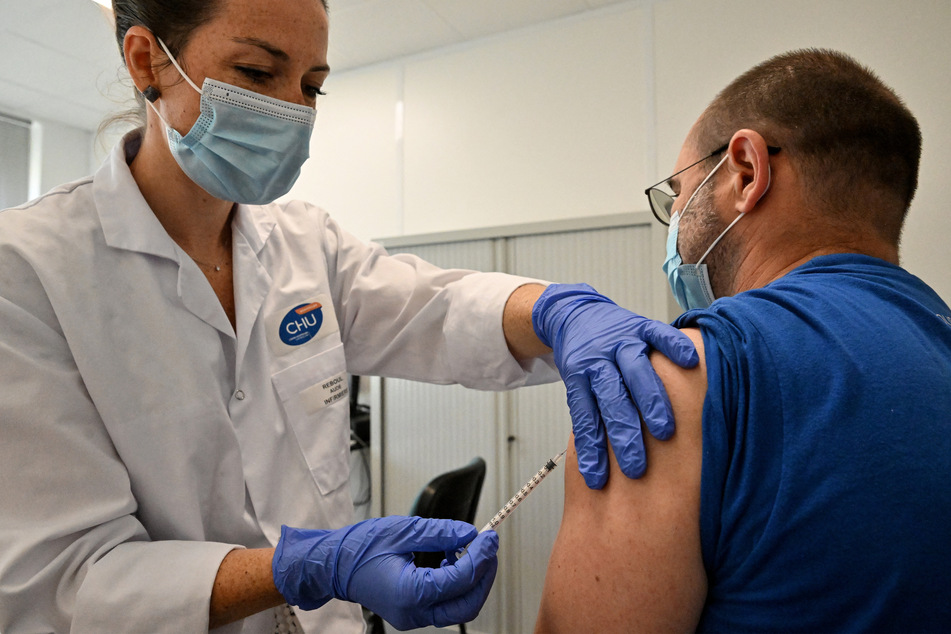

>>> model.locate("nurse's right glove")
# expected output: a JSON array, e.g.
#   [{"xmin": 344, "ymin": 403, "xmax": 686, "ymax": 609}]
[
  {"xmin": 272, "ymin": 515, "xmax": 499, "ymax": 631},
  {"xmin": 532, "ymin": 283, "xmax": 699, "ymax": 488}
]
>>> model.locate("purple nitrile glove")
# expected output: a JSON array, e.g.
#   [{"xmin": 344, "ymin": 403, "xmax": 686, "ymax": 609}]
[
  {"xmin": 532, "ymin": 283, "xmax": 699, "ymax": 488},
  {"xmin": 273, "ymin": 515, "xmax": 499, "ymax": 630}
]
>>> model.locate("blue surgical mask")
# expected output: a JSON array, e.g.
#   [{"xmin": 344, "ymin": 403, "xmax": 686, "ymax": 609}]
[
  {"xmin": 663, "ymin": 154, "xmax": 746, "ymax": 311},
  {"xmin": 146, "ymin": 38, "xmax": 317, "ymax": 205}
]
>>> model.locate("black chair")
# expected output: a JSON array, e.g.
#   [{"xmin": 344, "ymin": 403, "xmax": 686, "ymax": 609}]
[
  {"xmin": 410, "ymin": 457, "xmax": 487, "ymax": 569},
  {"xmin": 365, "ymin": 458, "xmax": 487, "ymax": 634}
]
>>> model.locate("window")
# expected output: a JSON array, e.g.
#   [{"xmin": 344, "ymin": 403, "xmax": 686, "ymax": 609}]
[{"xmin": 0, "ymin": 112, "xmax": 32, "ymax": 210}]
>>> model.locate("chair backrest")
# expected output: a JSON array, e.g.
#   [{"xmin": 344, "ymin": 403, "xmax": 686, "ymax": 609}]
[
  {"xmin": 410, "ymin": 457, "xmax": 487, "ymax": 569},
  {"xmin": 410, "ymin": 457, "xmax": 486, "ymax": 523}
]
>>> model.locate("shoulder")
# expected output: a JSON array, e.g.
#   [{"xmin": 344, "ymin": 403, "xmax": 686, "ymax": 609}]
[
  {"xmin": 263, "ymin": 199, "xmax": 348, "ymax": 249},
  {"xmin": 0, "ymin": 178, "xmax": 98, "ymax": 276},
  {"xmin": 650, "ymin": 327, "xmax": 706, "ymax": 406},
  {"xmin": 270, "ymin": 198, "xmax": 333, "ymax": 229},
  {"xmin": 0, "ymin": 180, "xmax": 98, "ymax": 331},
  {"xmin": 536, "ymin": 326, "xmax": 708, "ymax": 633},
  {"xmin": 1, "ymin": 178, "xmax": 95, "ymax": 231}
]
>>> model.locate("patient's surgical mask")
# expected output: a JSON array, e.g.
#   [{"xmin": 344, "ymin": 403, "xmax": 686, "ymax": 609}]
[
  {"xmin": 662, "ymin": 153, "xmax": 744, "ymax": 311},
  {"xmin": 146, "ymin": 37, "xmax": 317, "ymax": 205}
]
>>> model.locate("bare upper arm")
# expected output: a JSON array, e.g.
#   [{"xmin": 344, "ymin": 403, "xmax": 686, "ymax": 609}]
[{"xmin": 535, "ymin": 328, "xmax": 707, "ymax": 633}]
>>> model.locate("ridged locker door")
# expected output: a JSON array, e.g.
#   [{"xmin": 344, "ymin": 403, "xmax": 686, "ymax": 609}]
[
  {"xmin": 378, "ymin": 220, "xmax": 657, "ymax": 633},
  {"xmin": 504, "ymin": 224, "xmax": 655, "ymax": 633},
  {"xmin": 380, "ymin": 238, "xmax": 505, "ymax": 634}
]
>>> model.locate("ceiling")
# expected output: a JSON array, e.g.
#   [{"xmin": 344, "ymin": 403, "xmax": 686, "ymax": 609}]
[{"xmin": 0, "ymin": 0, "xmax": 628, "ymax": 132}]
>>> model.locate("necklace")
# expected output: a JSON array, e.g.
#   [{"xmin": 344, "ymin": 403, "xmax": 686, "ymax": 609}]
[
  {"xmin": 191, "ymin": 258, "xmax": 231, "ymax": 272},
  {"xmin": 178, "ymin": 229, "xmax": 233, "ymax": 274}
]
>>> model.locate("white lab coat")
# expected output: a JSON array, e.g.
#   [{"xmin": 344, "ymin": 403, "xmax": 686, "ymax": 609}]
[{"xmin": 0, "ymin": 131, "xmax": 556, "ymax": 633}]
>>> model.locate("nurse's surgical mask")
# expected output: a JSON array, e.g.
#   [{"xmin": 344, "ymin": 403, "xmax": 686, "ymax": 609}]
[{"xmin": 146, "ymin": 37, "xmax": 317, "ymax": 205}]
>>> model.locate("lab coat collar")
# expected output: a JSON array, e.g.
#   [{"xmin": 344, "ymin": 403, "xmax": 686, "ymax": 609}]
[
  {"xmin": 94, "ymin": 129, "xmax": 277, "ymax": 260},
  {"xmin": 232, "ymin": 200, "xmax": 277, "ymax": 258},
  {"xmin": 94, "ymin": 129, "xmax": 180, "ymax": 262}
]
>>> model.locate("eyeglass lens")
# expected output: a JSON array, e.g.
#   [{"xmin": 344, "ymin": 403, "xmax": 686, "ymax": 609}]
[{"xmin": 647, "ymin": 188, "xmax": 674, "ymax": 225}]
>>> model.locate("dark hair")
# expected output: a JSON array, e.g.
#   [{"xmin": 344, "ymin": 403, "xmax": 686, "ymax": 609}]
[
  {"xmin": 695, "ymin": 49, "xmax": 922, "ymax": 244},
  {"xmin": 113, "ymin": 0, "xmax": 330, "ymax": 59},
  {"xmin": 103, "ymin": 0, "xmax": 328, "ymax": 131}
]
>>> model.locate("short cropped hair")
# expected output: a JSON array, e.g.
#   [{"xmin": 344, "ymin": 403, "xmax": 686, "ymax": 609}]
[{"xmin": 694, "ymin": 49, "xmax": 921, "ymax": 244}]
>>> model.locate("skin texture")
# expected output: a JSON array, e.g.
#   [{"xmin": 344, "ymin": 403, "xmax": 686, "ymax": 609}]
[
  {"xmin": 503, "ymin": 283, "xmax": 551, "ymax": 359},
  {"xmin": 535, "ymin": 329, "xmax": 707, "ymax": 633},
  {"xmin": 210, "ymin": 548, "xmax": 284, "ymax": 628}
]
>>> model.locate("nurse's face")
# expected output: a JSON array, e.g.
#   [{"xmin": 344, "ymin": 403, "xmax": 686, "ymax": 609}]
[{"xmin": 154, "ymin": 0, "xmax": 330, "ymax": 134}]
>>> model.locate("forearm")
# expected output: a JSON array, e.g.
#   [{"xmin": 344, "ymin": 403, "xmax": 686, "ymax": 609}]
[
  {"xmin": 209, "ymin": 548, "xmax": 285, "ymax": 629},
  {"xmin": 503, "ymin": 283, "xmax": 550, "ymax": 360}
]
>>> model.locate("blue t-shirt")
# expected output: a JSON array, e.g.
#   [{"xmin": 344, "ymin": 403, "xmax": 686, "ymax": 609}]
[{"xmin": 674, "ymin": 254, "xmax": 951, "ymax": 632}]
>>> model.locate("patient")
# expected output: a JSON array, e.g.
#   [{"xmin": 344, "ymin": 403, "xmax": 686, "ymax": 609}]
[{"xmin": 535, "ymin": 49, "xmax": 951, "ymax": 632}]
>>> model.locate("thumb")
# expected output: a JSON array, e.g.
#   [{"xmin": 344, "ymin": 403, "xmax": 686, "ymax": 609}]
[
  {"xmin": 414, "ymin": 531, "xmax": 500, "ymax": 604},
  {"xmin": 431, "ymin": 534, "xmax": 500, "ymax": 627},
  {"xmin": 639, "ymin": 320, "xmax": 699, "ymax": 368}
]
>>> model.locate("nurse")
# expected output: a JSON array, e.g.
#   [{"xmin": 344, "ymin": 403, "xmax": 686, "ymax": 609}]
[{"xmin": 0, "ymin": 0, "xmax": 696, "ymax": 632}]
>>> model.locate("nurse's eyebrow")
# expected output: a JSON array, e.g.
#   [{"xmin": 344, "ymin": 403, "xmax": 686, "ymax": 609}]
[{"xmin": 231, "ymin": 37, "xmax": 331, "ymax": 72}]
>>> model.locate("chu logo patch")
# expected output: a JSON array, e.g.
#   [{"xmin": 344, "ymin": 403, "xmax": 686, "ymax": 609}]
[
  {"xmin": 280, "ymin": 302, "xmax": 324, "ymax": 346},
  {"xmin": 266, "ymin": 294, "xmax": 339, "ymax": 356}
]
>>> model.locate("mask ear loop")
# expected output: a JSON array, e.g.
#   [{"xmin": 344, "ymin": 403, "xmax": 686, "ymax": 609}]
[
  {"xmin": 143, "ymin": 36, "xmax": 202, "ymax": 132},
  {"xmin": 673, "ymin": 152, "xmax": 729, "ymax": 256},
  {"xmin": 696, "ymin": 162, "xmax": 773, "ymax": 266},
  {"xmin": 674, "ymin": 153, "xmax": 730, "ymax": 224},
  {"xmin": 155, "ymin": 37, "xmax": 203, "ymax": 94}
]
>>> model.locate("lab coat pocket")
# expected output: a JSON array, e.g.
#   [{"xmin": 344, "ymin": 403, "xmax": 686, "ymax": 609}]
[{"xmin": 271, "ymin": 343, "xmax": 350, "ymax": 495}]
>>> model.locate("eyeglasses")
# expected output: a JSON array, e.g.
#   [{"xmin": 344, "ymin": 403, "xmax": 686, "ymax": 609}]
[{"xmin": 644, "ymin": 144, "xmax": 781, "ymax": 225}]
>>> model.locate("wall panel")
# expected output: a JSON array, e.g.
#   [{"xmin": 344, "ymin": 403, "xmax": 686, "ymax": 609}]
[
  {"xmin": 401, "ymin": 5, "xmax": 650, "ymax": 235},
  {"xmin": 285, "ymin": 65, "xmax": 403, "ymax": 242}
]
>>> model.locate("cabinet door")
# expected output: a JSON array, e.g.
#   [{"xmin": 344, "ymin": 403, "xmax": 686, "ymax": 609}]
[
  {"xmin": 380, "ymin": 238, "xmax": 504, "ymax": 634},
  {"xmin": 505, "ymin": 225, "xmax": 655, "ymax": 633},
  {"xmin": 379, "ymin": 223, "xmax": 658, "ymax": 633}
]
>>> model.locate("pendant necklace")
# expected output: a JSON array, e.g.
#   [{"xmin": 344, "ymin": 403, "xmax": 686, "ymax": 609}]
[{"xmin": 191, "ymin": 258, "xmax": 230, "ymax": 272}]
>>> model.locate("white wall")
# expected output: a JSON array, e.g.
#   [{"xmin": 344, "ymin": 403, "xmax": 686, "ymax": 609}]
[
  {"xmin": 286, "ymin": 0, "xmax": 951, "ymax": 305},
  {"xmin": 34, "ymin": 119, "xmax": 95, "ymax": 196}
]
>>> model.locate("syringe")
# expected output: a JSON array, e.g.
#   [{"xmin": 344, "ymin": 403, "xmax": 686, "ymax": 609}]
[{"xmin": 479, "ymin": 448, "xmax": 568, "ymax": 533}]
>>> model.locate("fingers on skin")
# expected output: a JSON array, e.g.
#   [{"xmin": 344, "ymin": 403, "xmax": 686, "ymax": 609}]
[
  {"xmin": 615, "ymin": 343, "xmax": 675, "ymax": 441},
  {"xmin": 641, "ymin": 320, "xmax": 699, "ymax": 368},
  {"xmin": 589, "ymin": 362, "xmax": 647, "ymax": 479},
  {"xmin": 564, "ymin": 372, "xmax": 608, "ymax": 489}
]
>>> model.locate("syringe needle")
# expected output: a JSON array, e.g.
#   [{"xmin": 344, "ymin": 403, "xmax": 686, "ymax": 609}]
[{"xmin": 453, "ymin": 448, "xmax": 568, "ymax": 561}]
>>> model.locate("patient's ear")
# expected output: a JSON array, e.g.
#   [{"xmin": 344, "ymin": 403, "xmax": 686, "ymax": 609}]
[{"xmin": 725, "ymin": 129, "xmax": 772, "ymax": 215}]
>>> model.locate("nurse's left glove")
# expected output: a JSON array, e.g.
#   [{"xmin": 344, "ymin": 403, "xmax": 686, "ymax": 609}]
[
  {"xmin": 273, "ymin": 516, "xmax": 499, "ymax": 631},
  {"xmin": 532, "ymin": 283, "xmax": 699, "ymax": 488}
]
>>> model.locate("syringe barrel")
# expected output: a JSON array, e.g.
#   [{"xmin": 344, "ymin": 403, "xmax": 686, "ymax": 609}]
[{"xmin": 477, "ymin": 448, "xmax": 567, "ymax": 534}]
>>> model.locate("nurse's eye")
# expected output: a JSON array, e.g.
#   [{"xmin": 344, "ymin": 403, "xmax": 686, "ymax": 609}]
[
  {"xmin": 235, "ymin": 66, "xmax": 272, "ymax": 84},
  {"xmin": 304, "ymin": 85, "xmax": 327, "ymax": 99}
]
